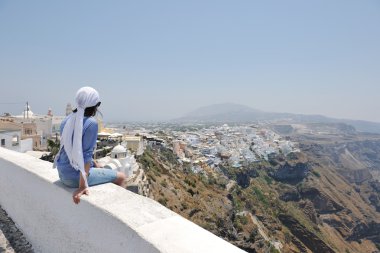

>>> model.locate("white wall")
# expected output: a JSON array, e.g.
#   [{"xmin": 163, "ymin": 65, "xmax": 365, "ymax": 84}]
[
  {"xmin": 34, "ymin": 117, "xmax": 52, "ymax": 148},
  {"xmin": 0, "ymin": 147, "xmax": 246, "ymax": 253},
  {"xmin": 20, "ymin": 138, "xmax": 33, "ymax": 153},
  {"xmin": 0, "ymin": 131, "xmax": 24, "ymax": 152},
  {"xmin": 0, "ymin": 132, "xmax": 33, "ymax": 153},
  {"xmin": 0, "ymin": 132, "xmax": 14, "ymax": 149}
]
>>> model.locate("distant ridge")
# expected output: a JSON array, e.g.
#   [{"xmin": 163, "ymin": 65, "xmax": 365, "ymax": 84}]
[
  {"xmin": 181, "ymin": 103, "xmax": 272, "ymax": 122},
  {"xmin": 175, "ymin": 103, "xmax": 380, "ymax": 134}
]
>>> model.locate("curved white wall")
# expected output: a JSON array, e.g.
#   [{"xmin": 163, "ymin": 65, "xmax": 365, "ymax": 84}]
[{"xmin": 0, "ymin": 147, "xmax": 246, "ymax": 253}]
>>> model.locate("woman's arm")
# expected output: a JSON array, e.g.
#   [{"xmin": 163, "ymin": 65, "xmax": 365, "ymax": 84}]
[
  {"xmin": 72, "ymin": 162, "xmax": 91, "ymax": 204},
  {"xmin": 73, "ymin": 118, "xmax": 98, "ymax": 204},
  {"xmin": 79, "ymin": 162, "xmax": 91, "ymax": 188}
]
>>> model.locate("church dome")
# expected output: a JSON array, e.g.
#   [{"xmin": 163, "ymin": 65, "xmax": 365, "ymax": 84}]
[
  {"xmin": 22, "ymin": 105, "xmax": 34, "ymax": 117},
  {"xmin": 111, "ymin": 145, "xmax": 128, "ymax": 159},
  {"xmin": 112, "ymin": 145, "xmax": 126, "ymax": 154}
]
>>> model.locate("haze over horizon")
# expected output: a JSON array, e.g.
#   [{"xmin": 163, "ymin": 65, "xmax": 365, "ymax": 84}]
[{"xmin": 0, "ymin": 1, "xmax": 379, "ymax": 122}]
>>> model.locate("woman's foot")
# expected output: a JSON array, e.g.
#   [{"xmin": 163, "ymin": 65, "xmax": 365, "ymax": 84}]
[
  {"xmin": 113, "ymin": 172, "xmax": 126, "ymax": 186},
  {"xmin": 72, "ymin": 187, "xmax": 89, "ymax": 204}
]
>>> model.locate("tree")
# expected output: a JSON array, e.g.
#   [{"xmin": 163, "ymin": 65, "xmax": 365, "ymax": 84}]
[{"xmin": 47, "ymin": 139, "xmax": 60, "ymax": 157}]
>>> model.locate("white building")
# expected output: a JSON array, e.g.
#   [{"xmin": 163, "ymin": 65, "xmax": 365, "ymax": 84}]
[
  {"xmin": 14, "ymin": 105, "xmax": 51, "ymax": 146},
  {"xmin": 0, "ymin": 119, "xmax": 41, "ymax": 150},
  {"xmin": 13, "ymin": 104, "xmax": 65, "ymax": 148},
  {"xmin": 123, "ymin": 136, "xmax": 144, "ymax": 155},
  {"xmin": 98, "ymin": 145, "xmax": 139, "ymax": 178},
  {"xmin": 0, "ymin": 130, "xmax": 33, "ymax": 153},
  {"xmin": 97, "ymin": 144, "xmax": 149, "ymax": 196}
]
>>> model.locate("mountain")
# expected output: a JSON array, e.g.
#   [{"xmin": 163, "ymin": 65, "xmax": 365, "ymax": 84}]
[
  {"xmin": 176, "ymin": 103, "xmax": 380, "ymax": 134},
  {"xmin": 178, "ymin": 103, "xmax": 286, "ymax": 122}
]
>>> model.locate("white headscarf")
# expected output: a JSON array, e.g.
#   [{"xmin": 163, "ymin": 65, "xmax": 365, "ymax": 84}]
[{"xmin": 55, "ymin": 87, "xmax": 100, "ymax": 188}]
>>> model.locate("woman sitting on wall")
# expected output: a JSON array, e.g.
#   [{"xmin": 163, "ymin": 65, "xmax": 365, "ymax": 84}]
[{"xmin": 54, "ymin": 86, "xmax": 126, "ymax": 204}]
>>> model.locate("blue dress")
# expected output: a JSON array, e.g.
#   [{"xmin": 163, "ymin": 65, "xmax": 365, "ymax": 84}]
[
  {"xmin": 56, "ymin": 115, "xmax": 118, "ymax": 188},
  {"xmin": 56, "ymin": 115, "xmax": 98, "ymax": 181}
]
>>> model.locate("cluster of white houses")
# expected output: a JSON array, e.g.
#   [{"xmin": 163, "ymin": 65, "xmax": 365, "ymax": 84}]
[
  {"xmin": 0, "ymin": 105, "xmax": 65, "ymax": 152},
  {"xmin": 165, "ymin": 124, "xmax": 300, "ymax": 173}
]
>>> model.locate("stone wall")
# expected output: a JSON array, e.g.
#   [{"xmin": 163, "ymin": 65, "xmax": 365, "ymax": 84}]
[{"xmin": 0, "ymin": 147, "xmax": 246, "ymax": 253}]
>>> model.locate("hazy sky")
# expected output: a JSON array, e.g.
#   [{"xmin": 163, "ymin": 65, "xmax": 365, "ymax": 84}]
[{"xmin": 0, "ymin": 1, "xmax": 379, "ymax": 122}]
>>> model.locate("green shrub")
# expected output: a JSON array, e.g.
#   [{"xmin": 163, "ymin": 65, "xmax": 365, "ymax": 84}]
[
  {"xmin": 237, "ymin": 215, "xmax": 248, "ymax": 225},
  {"xmin": 249, "ymin": 228, "xmax": 258, "ymax": 242},
  {"xmin": 312, "ymin": 170, "xmax": 321, "ymax": 178},
  {"xmin": 253, "ymin": 187, "xmax": 268, "ymax": 206},
  {"xmin": 234, "ymin": 219, "xmax": 243, "ymax": 232},
  {"xmin": 284, "ymin": 231, "xmax": 291, "ymax": 243},
  {"xmin": 264, "ymin": 175, "xmax": 273, "ymax": 184},
  {"xmin": 189, "ymin": 208, "xmax": 201, "ymax": 217},
  {"xmin": 269, "ymin": 245, "xmax": 280, "ymax": 253},
  {"xmin": 184, "ymin": 178, "xmax": 196, "ymax": 188},
  {"xmin": 187, "ymin": 188, "xmax": 195, "ymax": 196},
  {"xmin": 160, "ymin": 180, "xmax": 168, "ymax": 188},
  {"xmin": 158, "ymin": 198, "xmax": 168, "ymax": 206},
  {"xmin": 181, "ymin": 203, "xmax": 188, "ymax": 210}
]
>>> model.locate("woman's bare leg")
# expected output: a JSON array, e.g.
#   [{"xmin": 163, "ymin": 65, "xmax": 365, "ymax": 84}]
[{"xmin": 113, "ymin": 172, "xmax": 126, "ymax": 186}]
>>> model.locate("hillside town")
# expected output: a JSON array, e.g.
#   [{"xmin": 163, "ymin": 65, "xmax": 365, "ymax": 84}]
[
  {"xmin": 114, "ymin": 122, "xmax": 300, "ymax": 175},
  {"xmin": 168, "ymin": 124, "xmax": 299, "ymax": 171},
  {"xmin": 1, "ymin": 104, "xmax": 300, "ymax": 180}
]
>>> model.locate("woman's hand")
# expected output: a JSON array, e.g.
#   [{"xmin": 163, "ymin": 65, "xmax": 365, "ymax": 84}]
[
  {"xmin": 93, "ymin": 160, "xmax": 101, "ymax": 168},
  {"xmin": 72, "ymin": 187, "xmax": 89, "ymax": 204}
]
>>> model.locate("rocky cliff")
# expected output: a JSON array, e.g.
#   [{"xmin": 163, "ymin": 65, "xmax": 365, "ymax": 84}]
[{"xmin": 141, "ymin": 125, "xmax": 380, "ymax": 253}]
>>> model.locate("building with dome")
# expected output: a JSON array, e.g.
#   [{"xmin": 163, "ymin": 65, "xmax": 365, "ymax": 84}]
[
  {"xmin": 110, "ymin": 144, "xmax": 127, "ymax": 159},
  {"xmin": 7, "ymin": 103, "xmax": 65, "ymax": 149},
  {"xmin": 97, "ymin": 144, "xmax": 150, "ymax": 196}
]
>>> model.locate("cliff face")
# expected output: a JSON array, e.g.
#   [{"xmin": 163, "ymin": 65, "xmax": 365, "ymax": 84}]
[
  {"xmin": 278, "ymin": 213, "xmax": 335, "ymax": 253},
  {"xmin": 338, "ymin": 168, "xmax": 373, "ymax": 184},
  {"xmin": 348, "ymin": 221, "xmax": 380, "ymax": 243},
  {"xmin": 142, "ymin": 126, "xmax": 380, "ymax": 253},
  {"xmin": 271, "ymin": 162, "xmax": 310, "ymax": 184},
  {"xmin": 291, "ymin": 132, "xmax": 380, "ymax": 252},
  {"xmin": 300, "ymin": 137, "xmax": 380, "ymax": 215},
  {"xmin": 298, "ymin": 186, "xmax": 344, "ymax": 214}
]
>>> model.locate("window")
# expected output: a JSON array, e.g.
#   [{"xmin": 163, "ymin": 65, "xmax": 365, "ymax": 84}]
[
  {"xmin": 24, "ymin": 128, "xmax": 33, "ymax": 135},
  {"xmin": 12, "ymin": 135, "xmax": 19, "ymax": 146},
  {"xmin": 1, "ymin": 139, "xmax": 5, "ymax": 146}
]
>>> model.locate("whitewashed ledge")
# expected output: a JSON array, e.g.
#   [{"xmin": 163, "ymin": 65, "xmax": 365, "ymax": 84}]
[{"xmin": 0, "ymin": 147, "xmax": 246, "ymax": 253}]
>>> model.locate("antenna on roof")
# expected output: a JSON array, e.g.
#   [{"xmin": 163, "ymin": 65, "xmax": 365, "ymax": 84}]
[{"xmin": 26, "ymin": 101, "xmax": 29, "ymax": 119}]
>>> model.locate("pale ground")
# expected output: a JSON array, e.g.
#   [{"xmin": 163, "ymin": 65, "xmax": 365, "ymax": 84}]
[
  {"xmin": 0, "ymin": 230, "xmax": 15, "ymax": 253},
  {"xmin": 25, "ymin": 151, "xmax": 49, "ymax": 159},
  {"xmin": 0, "ymin": 206, "xmax": 33, "ymax": 253}
]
